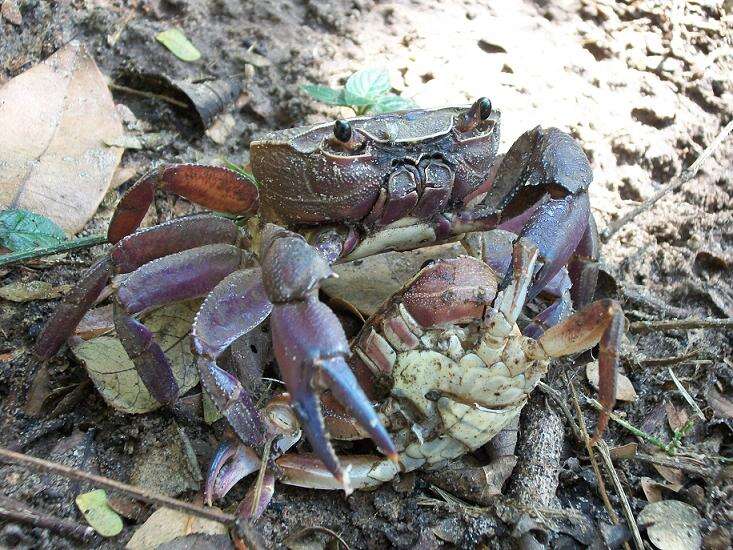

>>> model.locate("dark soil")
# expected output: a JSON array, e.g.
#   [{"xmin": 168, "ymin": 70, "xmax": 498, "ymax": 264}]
[{"xmin": 1, "ymin": 0, "xmax": 731, "ymax": 548}]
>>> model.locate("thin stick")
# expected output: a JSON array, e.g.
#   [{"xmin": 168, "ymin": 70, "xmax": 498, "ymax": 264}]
[
  {"xmin": 637, "ymin": 349, "xmax": 700, "ymax": 367},
  {"xmin": 668, "ymin": 368, "xmax": 706, "ymax": 421},
  {"xmin": 0, "ymin": 496, "xmax": 95, "ymax": 541},
  {"xmin": 602, "ymin": 119, "xmax": 733, "ymax": 240},
  {"xmin": 108, "ymin": 83, "xmax": 189, "ymax": 109},
  {"xmin": 629, "ymin": 317, "xmax": 733, "ymax": 334},
  {"xmin": 567, "ymin": 379, "xmax": 623, "ymax": 538},
  {"xmin": 287, "ymin": 526, "xmax": 351, "ymax": 550},
  {"xmin": 250, "ymin": 437, "xmax": 273, "ymax": 519},
  {"xmin": 0, "ymin": 235, "xmax": 107, "ymax": 268},
  {"xmin": 596, "ymin": 441, "xmax": 644, "ymax": 550},
  {"xmin": 0, "ymin": 447, "xmax": 235, "ymax": 525},
  {"xmin": 538, "ymin": 381, "xmax": 582, "ymax": 442}
]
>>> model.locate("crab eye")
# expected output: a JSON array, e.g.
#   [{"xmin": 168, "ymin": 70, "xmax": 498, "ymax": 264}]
[
  {"xmin": 333, "ymin": 120, "xmax": 352, "ymax": 142},
  {"xmin": 478, "ymin": 97, "xmax": 492, "ymax": 120}
]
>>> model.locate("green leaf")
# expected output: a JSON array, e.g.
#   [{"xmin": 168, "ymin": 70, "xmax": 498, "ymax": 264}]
[
  {"xmin": 301, "ymin": 85, "xmax": 348, "ymax": 106},
  {"xmin": 155, "ymin": 29, "xmax": 201, "ymax": 62},
  {"xmin": 0, "ymin": 209, "xmax": 67, "ymax": 252},
  {"xmin": 344, "ymin": 68, "xmax": 391, "ymax": 106},
  {"xmin": 371, "ymin": 94, "xmax": 418, "ymax": 114},
  {"xmin": 75, "ymin": 490, "xmax": 123, "ymax": 537}
]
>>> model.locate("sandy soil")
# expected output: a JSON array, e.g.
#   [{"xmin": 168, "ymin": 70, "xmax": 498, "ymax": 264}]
[{"xmin": 1, "ymin": 0, "xmax": 731, "ymax": 548}]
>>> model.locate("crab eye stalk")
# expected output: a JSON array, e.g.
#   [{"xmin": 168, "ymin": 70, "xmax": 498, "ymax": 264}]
[
  {"xmin": 457, "ymin": 97, "xmax": 494, "ymax": 132},
  {"xmin": 333, "ymin": 120, "xmax": 352, "ymax": 142}
]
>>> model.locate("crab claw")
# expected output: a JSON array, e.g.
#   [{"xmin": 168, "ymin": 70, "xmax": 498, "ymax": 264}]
[{"xmin": 270, "ymin": 299, "xmax": 398, "ymax": 493}]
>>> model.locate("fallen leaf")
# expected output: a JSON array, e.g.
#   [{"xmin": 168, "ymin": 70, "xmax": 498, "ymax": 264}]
[
  {"xmin": 125, "ymin": 507, "xmax": 227, "ymax": 550},
  {"xmin": 75, "ymin": 489, "xmax": 124, "ymax": 537},
  {"xmin": 107, "ymin": 496, "xmax": 149, "ymax": 523},
  {"xmin": 0, "ymin": 41, "xmax": 124, "ymax": 233},
  {"xmin": 706, "ymin": 386, "xmax": 733, "ymax": 419},
  {"xmin": 637, "ymin": 500, "xmax": 701, "ymax": 550},
  {"xmin": 0, "ymin": 209, "xmax": 67, "ymax": 252},
  {"xmin": 0, "ymin": 280, "xmax": 71, "ymax": 302},
  {"xmin": 652, "ymin": 462, "xmax": 684, "ymax": 489},
  {"xmin": 324, "ymin": 242, "xmax": 465, "ymax": 316},
  {"xmin": 76, "ymin": 304, "xmax": 115, "ymax": 339},
  {"xmin": 155, "ymin": 29, "xmax": 202, "ymax": 62},
  {"xmin": 70, "ymin": 300, "xmax": 201, "ymax": 413},
  {"xmin": 586, "ymin": 362, "xmax": 637, "ymax": 401},
  {"xmin": 665, "ymin": 402, "xmax": 689, "ymax": 432},
  {"xmin": 1, "ymin": 0, "xmax": 22, "ymax": 25},
  {"xmin": 640, "ymin": 477, "xmax": 664, "ymax": 503},
  {"xmin": 609, "ymin": 442, "xmax": 637, "ymax": 459}
]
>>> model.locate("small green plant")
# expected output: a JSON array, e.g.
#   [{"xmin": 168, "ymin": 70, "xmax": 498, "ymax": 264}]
[
  {"xmin": 302, "ymin": 67, "xmax": 416, "ymax": 115},
  {"xmin": 0, "ymin": 209, "xmax": 67, "ymax": 252}
]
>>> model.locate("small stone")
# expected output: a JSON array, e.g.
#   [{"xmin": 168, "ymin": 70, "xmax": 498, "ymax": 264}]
[{"xmin": 1, "ymin": 0, "xmax": 22, "ymax": 26}]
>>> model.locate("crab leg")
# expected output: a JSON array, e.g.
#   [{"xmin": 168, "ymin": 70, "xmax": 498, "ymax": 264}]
[
  {"xmin": 35, "ymin": 215, "xmax": 242, "ymax": 360},
  {"xmin": 192, "ymin": 268, "xmax": 273, "ymax": 449},
  {"xmin": 276, "ymin": 453, "xmax": 399, "ymax": 492},
  {"xmin": 108, "ymin": 164, "xmax": 259, "ymax": 243},
  {"xmin": 113, "ymin": 244, "xmax": 251, "ymax": 404},
  {"xmin": 528, "ymin": 299, "xmax": 624, "ymax": 440},
  {"xmin": 567, "ymin": 213, "xmax": 600, "ymax": 309}
]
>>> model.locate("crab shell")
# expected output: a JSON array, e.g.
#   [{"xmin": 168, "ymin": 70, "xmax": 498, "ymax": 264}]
[
  {"xmin": 250, "ymin": 107, "xmax": 501, "ymax": 226},
  {"xmin": 348, "ymin": 256, "xmax": 548, "ymax": 472}
]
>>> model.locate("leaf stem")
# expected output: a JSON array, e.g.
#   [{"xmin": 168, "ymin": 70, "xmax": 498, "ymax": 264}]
[{"xmin": 0, "ymin": 234, "xmax": 107, "ymax": 268}]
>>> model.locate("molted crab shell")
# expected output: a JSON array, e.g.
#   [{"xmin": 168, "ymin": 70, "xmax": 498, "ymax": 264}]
[
  {"xmin": 349, "ymin": 256, "xmax": 549, "ymax": 472},
  {"xmin": 250, "ymin": 106, "xmax": 501, "ymax": 226}
]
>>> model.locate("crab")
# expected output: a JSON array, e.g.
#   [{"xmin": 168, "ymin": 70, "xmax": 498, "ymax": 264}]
[
  {"xmin": 35, "ymin": 98, "xmax": 611, "ymax": 496},
  {"xmin": 203, "ymin": 240, "xmax": 623, "ymax": 518}
]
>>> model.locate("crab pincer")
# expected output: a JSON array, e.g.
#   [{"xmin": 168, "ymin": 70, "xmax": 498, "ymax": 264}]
[{"xmin": 260, "ymin": 225, "xmax": 398, "ymax": 490}]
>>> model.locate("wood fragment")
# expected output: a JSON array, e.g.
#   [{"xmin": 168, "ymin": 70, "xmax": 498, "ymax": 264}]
[
  {"xmin": 0, "ymin": 495, "xmax": 96, "ymax": 541},
  {"xmin": 629, "ymin": 317, "xmax": 733, "ymax": 334}
]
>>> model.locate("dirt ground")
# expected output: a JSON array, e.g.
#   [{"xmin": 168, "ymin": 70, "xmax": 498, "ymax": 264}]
[{"xmin": 1, "ymin": 0, "xmax": 731, "ymax": 548}]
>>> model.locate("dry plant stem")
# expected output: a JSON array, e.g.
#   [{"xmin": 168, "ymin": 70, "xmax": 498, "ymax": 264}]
[
  {"xmin": 602, "ymin": 119, "xmax": 733, "ymax": 240},
  {"xmin": 629, "ymin": 317, "xmax": 733, "ymax": 334},
  {"xmin": 108, "ymin": 82, "xmax": 189, "ymax": 108},
  {"xmin": 637, "ymin": 349, "xmax": 700, "ymax": 367},
  {"xmin": 537, "ymin": 381, "xmax": 582, "ymax": 441},
  {"xmin": 566, "ymin": 379, "xmax": 621, "ymax": 529},
  {"xmin": 596, "ymin": 441, "xmax": 644, "ymax": 550},
  {"xmin": 668, "ymin": 367, "xmax": 706, "ymax": 420},
  {"xmin": 584, "ymin": 397, "xmax": 675, "ymax": 454},
  {"xmin": 0, "ymin": 234, "xmax": 107, "ymax": 268},
  {"xmin": 625, "ymin": 452, "xmax": 713, "ymax": 477},
  {"xmin": 0, "ymin": 496, "xmax": 95, "ymax": 541},
  {"xmin": 250, "ymin": 436, "xmax": 273, "ymax": 519},
  {"xmin": 0, "ymin": 447, "xmax": 235, "ymax": 525}
]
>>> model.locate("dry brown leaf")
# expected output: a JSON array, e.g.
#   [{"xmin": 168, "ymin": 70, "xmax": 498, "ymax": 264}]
[
  {"xmin": 609, "ymin": 442, "xmax": 638, "ymax": 460},
  {"xmin": 125, "ymin": 507, "xmax": 227, "ymax": 550},
  {"xmin": 325, "ymin": 242, "xmax": 465, "ymax": 316},
  {"xmin": 637, "ymin": 500, "xmax": 702, "ymax": 550},
  {"xmin": 640, "ymin": 477, "xmax": 664, "ymax": 503},
  {"xmin": 76, "ymin": 304, "xmax": 115, "ymax": 339},
  {"xmin": 653, "ymin": 461, "xmax": 684, "ymax": 490},
  {"xmin": 706, "ymin": 386, "xmax": 733, "ymax": 419},
  {"xmin": 665, "ymin": 402, "xmax": 689, "ymax": 432},
  {"xmin": 586, "ymin": 361, "xmax": 637, "ymax": 401},
  {"xmin": 0, "ymin": 41, "xmax": 123, "ymax": 233},
  {"xmin": 0, "ymin": 280, "xmax": 71, "ymax": 302}
]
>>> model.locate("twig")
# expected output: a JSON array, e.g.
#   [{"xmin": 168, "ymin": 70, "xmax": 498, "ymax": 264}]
[
  {"xmin": 108, "ymin": 82, "xmax": 189, "ymax": 109},
  {"xmin": 623, "ymin": 452, "xmax": 714, "ymax": 477},
  {"xmin": 250, "ymin": 436, "xmax": 273, "ymax": 519},
  {"xmin": 0, "ymin": 447, "xmax": 235, "ymax": 525},
  {"xmin": 0, "ymin": 496, "xmax": 95, "ymax": 541},
  {"xmin": 629, "ymin": 317, "xmax": 733, "ymax": 334},
  {"xmin": 537, "ymin": 381, "xmax": 582, "ymax": 442},
  {"xmin": 636, "ymin": 350, "xmax": 700, "ymax": 367},
  {"xmin": 602, "ymin": 119, "xmax": 733, "ymax": 240},
  {"xmin": 668, "ymin": 368, "xmax": 706, "ymax": 421},
  {"xmin": 0, "ymin": 235, "xmax": 107, "ymax": 268},
  {"xmin": 596, "ymin": 441, "xmax": 644, "ymax": 550},
  {"xmin": 566, "ymin": 378, "xmax": 629, "ymax": 550}
]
